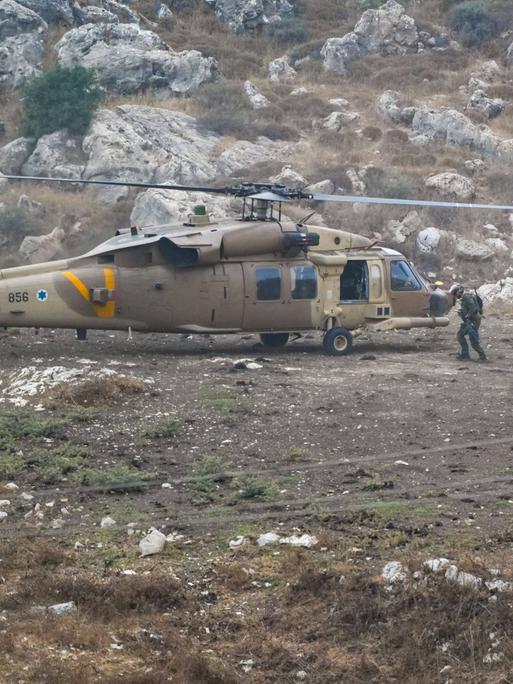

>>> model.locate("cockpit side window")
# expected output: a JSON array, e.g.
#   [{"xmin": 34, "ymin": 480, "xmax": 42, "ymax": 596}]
[
  {"xmin": 291, "ymin": 265, "xmax": 317, "ymax": 300},
  {"xmin": 390, "ymin": 260, "xmax": 421, "ymax": 291}
]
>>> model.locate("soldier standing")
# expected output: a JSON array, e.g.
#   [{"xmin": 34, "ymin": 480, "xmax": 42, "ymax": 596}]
[{"xmin": 449, "ymin": 284, "xmax": 487, "ymax": 362}]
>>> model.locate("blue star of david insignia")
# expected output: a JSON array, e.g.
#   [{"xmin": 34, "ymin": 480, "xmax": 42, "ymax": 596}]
[{"xmin": 37, "ymin": 289, "xmax": 48, "ymax": 302}]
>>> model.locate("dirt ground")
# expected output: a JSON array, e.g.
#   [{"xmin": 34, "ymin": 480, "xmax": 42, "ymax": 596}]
[{"xmin": 1, "ymin": 314, "xmax": 513, "ymax": 683}]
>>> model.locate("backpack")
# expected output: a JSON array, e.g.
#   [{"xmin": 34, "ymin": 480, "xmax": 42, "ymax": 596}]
[{"xmin": 474, "ymin": 289, "xmax": 484, "ymax": 315}]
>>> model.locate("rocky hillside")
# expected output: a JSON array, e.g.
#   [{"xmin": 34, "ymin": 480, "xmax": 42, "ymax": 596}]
[{"xmin": 1, "ymin": 0, "xmax": 513, "ymax": 286}]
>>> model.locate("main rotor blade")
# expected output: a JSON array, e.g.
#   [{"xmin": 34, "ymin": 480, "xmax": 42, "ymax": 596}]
[
  {"xmin": 2, "ymin": 175, "xmax": 233, "ymax": 195},
  {"xmin": 309, "ymin": 192, "xmax": 513, "ymax": 212}
]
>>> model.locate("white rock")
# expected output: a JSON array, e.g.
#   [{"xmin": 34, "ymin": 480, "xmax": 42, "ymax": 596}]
[
  {"xmin": 55, "ymin": 22, "xmax": 217, "ymax": 95},
  {"xmin": 0, "ymin": 500, "xmax": 11, "ymax": 508},
  {"xmin": 425, "ymin": 172, "xmax": 475, "ymax": 201},
  {"xmin": 321, "ymin": 1, "xmax": 419, "ymax": 75},
  {"xmin": 206, "ymin": 0, "xmax": 293, "ymax": 33},
  {"xmin": 328, "ymin": 97, "xmax": 350, "ymax": 108},
  {"xmin": 382, "ymin": 560, "xmax": 406, "ymax": 583},
  {"xmin": 268, "ymin": 55, "xmax": 297, "ymax": 83},
  {"xmin": 0, "ymin": 511, "xmax": 7, "ymax": 522},
  {"xmin": 131, "ymin": 190, "xmax": 238, "ymax": 228},
  {"xmin": 229, "ymin": 535, "xmax": 247, "ymax": 548},
  {"xmin": 257, "ymin": 532, "xmax": 281, "ymax": 546},
  {"xmin": 0, "ymin": 137, "xmax": 34, "ymax": 174},
  {"xmin": 216, "ymin": 137, "xmax": 289, "ymax": 177},
  {"xmin": 424, "ymin": 558, "xmax": 450, "ymax": 572},
  {"xmin": 22, "ymin": 130, "xmax": 85, "ymax": 179},
  {"xmin": 485, "ymin": 237, "xmax": 508, "ymax": 255},
  {"xmin": 479, "ymin": 277, "xmax": 513, "ymax": 308},
  {"xmin": 17, "ymin": 194, "xmax": 45, "ymax": 218},
  {"xmin": 100, "ymin": 516, "xmax": 116, "ymax": 528},
  {"xmin": 385, "ymin": 210, "xmax": 422, "ymax": 244},
  {"xmin": 455, "ymin": 238, "xmax": 494, "ymax": 261},
  {"xmin": 48, "ymin": 601, "xmax": 78, "ymax": 615},
  {"xmin": 3, "ymin": 482, "xmax": 19, "ymax": 491},
  {"xmin": 290, "ymin": 86, "xmax": 308, "ymax": 96},
  {"xmin": 139, "ymin": 528, "xmax": 167, "ymax": 557},
  {"xmin": 244, "ymin": 80, "xmax": 270, "ymax": 109},
  {"xmin": 483, "ymin": 223, "xmax": 499, "ymax": 235},
  {"xmin": 270, "ymin": 164, "xmax": 307, "ymax": 189},
  {"xmin": 19, "ymin": 226, "xmax": 66, "ymax": 263},
  {"xmin": 416, "ymin": 227, "xmax": 442, "ymax": 254},
  {"xmin": 307, "ymin": 179, "xmax": 335, "ymax": 194},
  {"xmin": 157, "ymin": 4, "xmax": 173, "ymax": 20},
  {"xmin": 377, "ymin": 90, "xmax": 416, "ymax": 124},
  {"xmin": 468, "ymin": 89, "xmax": 505, "ymax": 120},
  {"xmin": 279, "ymin": 533, "xmax": 318, "ymax": 548},
  {"xmin": 16, "ymin": 0, "xmax": 76, "ymax": 25}
]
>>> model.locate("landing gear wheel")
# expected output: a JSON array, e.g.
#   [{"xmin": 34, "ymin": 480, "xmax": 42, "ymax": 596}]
[
  {"xmin": 323, "ymin": 327, "xmax": 353, "ymax": 356},
  {"xmin": 260, "ymin": 333, "xmax": 289, "ymax": 348}
]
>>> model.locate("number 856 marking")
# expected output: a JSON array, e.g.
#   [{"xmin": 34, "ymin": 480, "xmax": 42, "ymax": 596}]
[{"xmin": 8, "ymin": 291, "xmax": 29, "ymax": 303}]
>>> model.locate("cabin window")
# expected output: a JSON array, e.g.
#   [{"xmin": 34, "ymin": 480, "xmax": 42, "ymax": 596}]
[
  {"xmin": 256, "ymin": 266, "xmax": 281, "ymax": 301},
  {"xmin": 291, "ymin": 265, "xmax": 317, "ymax": 300},
  {"xmin": 391, "ymin": 260, "xmax": 421, "ymax": 291},
  {"xmin": 340, "ymin": 260, "xmax": 368, "ymax": 302},
  {"xmin": 98, "ymin": 254, "xmax": 115, "ymax": 264},
  {"xmin": 370, "ymin": 263, "xmax": 383, "ymax": 299}
]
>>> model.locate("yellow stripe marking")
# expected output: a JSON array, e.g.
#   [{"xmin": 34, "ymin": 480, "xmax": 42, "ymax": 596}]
[
  {"xmin": 63, "ymin": 268, "xmax": 116, "ymax": 319},
  {"xmin": 63, "ymin": 271, "xmax": 90, "ymax": 302}
]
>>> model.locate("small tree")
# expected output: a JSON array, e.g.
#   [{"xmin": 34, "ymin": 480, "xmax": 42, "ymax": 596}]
[
  {"xmin": 447, "ymin": 1, "xmax": 499, "ymax": 47},
  {"xmin": 21, "ymin": 65, "xmax": 104, "ymax": 138}
]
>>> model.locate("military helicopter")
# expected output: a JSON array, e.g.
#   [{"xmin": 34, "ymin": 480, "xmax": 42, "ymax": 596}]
[{"xmin": 2, "ymin": 175, "xmax": 512, "ymax": 355}]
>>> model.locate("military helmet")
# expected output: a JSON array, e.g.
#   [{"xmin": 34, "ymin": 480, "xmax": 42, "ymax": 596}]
[{"xmin": 449, "ymin": 283, "xmax": 465, "ymax": 296}]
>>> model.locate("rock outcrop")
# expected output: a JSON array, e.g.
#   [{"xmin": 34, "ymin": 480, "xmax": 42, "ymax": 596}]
[
  {"xmin": 425, "ymin": 172, "xmax": 475, "ymax": 201},
  {"xmin": 268, "ymin": 55, "xmax": 296, "ymax": 83},
  {"xmin": 467, "ymin": 89, "xmax": 505, "ymax": 119},
  {"xmin": 22, "ymin": 131, "xmax": 86, "ymax": 179},
  {"xmin": 377, "ymin": 90, "xmax": 416, "ymax": 125},
  {"xmin": 321, "ymin": 1, "xmax": 420, "ymax": 76},
  {"xmin": 14, "ymin": 0, "xmax": 74, "ymax": 24},
  {"xmin": 55, "ymin": 23, "xmax": 217, "ymax": 95},
  {"xmin": 0, "ymin": 137, "xmax": 34, "ymax": 174},
  {"xmin": 81, "ymin": 106, "xmax": 221, "ymax": 201},
  {"xmin": 131, "ymin": 190, "xmax": 240, "ymax": 227},
  {"xmin": 204, "ymin": 0, "xmax": 293, "ymax": 33},
  {"xmin": 244, "ymin": 80, "xmax": 270, "ymax": 109},
  {"xmin": 0, "ymin": 0, "xmax": 47, "ymax": 90},
  {"xmin": 215, "ymin": 137, "xmax": 290, "ymax": 176}
]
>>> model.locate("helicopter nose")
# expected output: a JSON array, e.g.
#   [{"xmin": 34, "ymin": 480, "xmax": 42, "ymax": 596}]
[{"xmin": 429, "ymin": 289, "xmax": 449, "ymax": 316}]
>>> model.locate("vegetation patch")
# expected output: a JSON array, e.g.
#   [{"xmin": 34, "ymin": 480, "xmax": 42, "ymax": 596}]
[
  {"xmin": 76, "ymin": 464, "xmax": 154, "ymax": 492},
  {"xmin": 21, "ymin": 65, "xmax": 103, "ymax": 138},
  {"xmin": 142, "ymin": 416, "xmax": 180, "ymax": 439},
  {"xmin": 48, "ymin": 375, "xmax": 145, "ymax": 406}
]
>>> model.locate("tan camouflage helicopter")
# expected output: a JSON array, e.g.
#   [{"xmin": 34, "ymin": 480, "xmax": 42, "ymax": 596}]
[{"xmin": 1, "ymin": 176, "xmax": 511, "ymax": 355}]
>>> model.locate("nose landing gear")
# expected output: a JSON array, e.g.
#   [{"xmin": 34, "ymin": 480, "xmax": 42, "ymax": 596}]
[{"xmin": 323, "ymin": 327, "xmax": 353, "ymax": 356}]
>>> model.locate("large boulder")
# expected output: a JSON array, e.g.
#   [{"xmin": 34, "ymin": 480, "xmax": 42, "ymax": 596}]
[
  {"xmin": 0, "ymin": 0, "xmax": 47, "ymax": 90},
  {"xmin": 479, "ymin": 277, "xmax": 513, "ymax": 309},
  {"xmin": 0, "ymin": 33, "xmax": 45, "ymax": 90},
  {"xmin": 21, "ymin": 131, "xmax": 86, "ymax": 179},
  {"xmin": 269, "ymin": 164, "xmax": 307, "ymax": 189},
  {"xmin": 416, "ymin": 227, "xmax": 443, "ymax": 254},
  {"xmin": 75, "ymin": 0, "xmax": 138, "ymax": 24},
  {"xmin": 0, "ymin": 0, "xmax": 47, "ymax": 39},
  {"xmin": 244, "ymin": 80, "xmax": 269, "ymax": 109},
  {"xmin": 131, "ymin": 190, "xmax": 239, "ymax": 227},
  {"xmin": 321, "ymin": 1, "xmax": 420, "ymax": 76},
  {"xmin": 215, "ymin": 137, "xmax": 290, "ymax": 176},
  {"xmin": 410, "ymin": 108, "xmax": 509, "ymax": 160},
  {"xmin": 55, "ymin": 23, "xmax": 217, "ymax": 95},
  {"xmin": 19, "ymin": 226, "xmax": 66, "ymax": 263},
  {"xmin": 14, "ymin": 0, "xmax": 74, "ymax": 24},
  {"xmin": 0, "ymin": 137, "xmax": 34, "ymax": 174},
  {"xmin": 467, "ymin": 89, "xmax": 505, "ymax": 120},
  {"xmin": 425, "ymin": 172, "xmax": 475, "ymax": 201},
  {"xmin": 268, "ymin": 55, "xmax": 296, "ymax": 83},
  {"xmin": 384, "ymin": 210, "xmax": 422, "ymax": 244},
  {"xmin": 377, "ymin": 90, "xmax": 416, "ymax": 125},
  {"xmin": 204, "ymin": 0, "xmax": 293, "ymax": 33},
  {"xmin": 455, "ymin": 238, "xmax": 494, "ymax": 261},
  {"xmin": 82, "ymin": 106, "xmax": 221, "ymax": 201}
]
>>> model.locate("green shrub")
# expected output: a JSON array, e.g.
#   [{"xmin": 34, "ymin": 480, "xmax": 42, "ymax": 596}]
[
  {"xmin": 266, "ymin": 15, "xmax": 309, "ymax": 45},
  {"xmin": 0, "ymin": 207, "xmax": 42, "ymax": 246},
  {"xmin": 21, "ymin": 66, "xmax": 103, "ymax": 138},
  {"xmin": 77, "ymin": 465, "xmax": 153, "ymax": 491},
  {"xmin": 447, "ymin": 1, "xmax": 499, "ymax": 46}
]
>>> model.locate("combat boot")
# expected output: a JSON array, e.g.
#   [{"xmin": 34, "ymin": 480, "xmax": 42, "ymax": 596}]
[
  {"xmin": 477, "ymin": 354, "xmax": 488, "ymax": 362},
  {"xmin": 456, "ymin": 353, "xmax": 470, "ymax": 360}
]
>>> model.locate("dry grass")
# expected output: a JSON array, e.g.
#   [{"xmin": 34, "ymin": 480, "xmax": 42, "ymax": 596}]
[{"xmin": 47, "ymin": 375, "xmax": 145, "ymax": 406}]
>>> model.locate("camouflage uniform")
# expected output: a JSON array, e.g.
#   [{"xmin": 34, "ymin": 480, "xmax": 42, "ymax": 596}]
[{"xmin": 457, "ymin": 292, "xmax": 486, "ymax": 360}]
